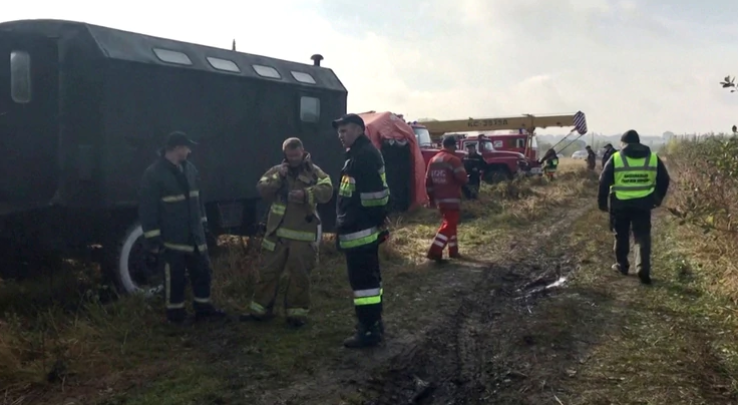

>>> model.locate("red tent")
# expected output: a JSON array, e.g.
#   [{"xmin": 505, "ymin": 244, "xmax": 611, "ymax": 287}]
[{"xmin": 358, "ymin": 111, "xmax": 428, "ymax": 209}]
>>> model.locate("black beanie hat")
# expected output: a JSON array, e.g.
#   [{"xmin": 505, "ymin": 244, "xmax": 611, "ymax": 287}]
[{"xmin": 621, "ymin": 129, "xmax": 640, "ymax": 144}]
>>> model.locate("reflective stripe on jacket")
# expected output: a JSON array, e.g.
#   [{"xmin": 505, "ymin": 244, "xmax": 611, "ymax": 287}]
[
  {"xmin": 611, "ymin": 151, "xmax": 657, "ymax": 200},
  {"xmin": 256, "ymin": 154, "xmax": 334, "ymax": 251},
  {"xmin": 138, "ymin": 157, "xmax": 208, "ymax": 253},
  {"xmin": 336, "ymin": 135, "xmax": 390, "ymax": 249},
  {"xmin": 425, "ymin": 150, "xmax": 468, "ymax": 210}
]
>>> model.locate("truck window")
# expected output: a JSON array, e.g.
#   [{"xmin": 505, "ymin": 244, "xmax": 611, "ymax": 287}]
[
  {"xmin": 153, "ymin": 48, "xmax": 192, "ymax": 65},
  {"xmin": 481, "ymin": 141, "xmax": 495, "ymax": 152},
  {"xmin": 300, "ymin": 96, "xmax": 320, "ymax": 123},
  {"xmin": 413, "ymin": 127, "xmax": 432, "ymax": 147},
  {"xmin": 206, "ymin": 56, "xmax": 240, "ymax": 72},
  {"xmin": 291, "ymin": 71, "xmax": 316, "ymax": 84},
  {"xmin": 492, "ymin": 140, "xmax": 503, "ymax": 149},
  {"xmin": 516, "ymin": 138, "xmax": 526, "ymax": 148},
  {"xmin": 10, "ymin": 51, "xmax": 32, "ymax": 103},
  {"xmin": 253, "ymin": 64, "xmax": 281, "ymax": 79}
]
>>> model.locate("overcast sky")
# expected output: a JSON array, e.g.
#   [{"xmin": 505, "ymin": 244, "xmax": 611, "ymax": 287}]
[{"xmin": 5, "ymin": 0, "xmax": 738, "ymax": 135}]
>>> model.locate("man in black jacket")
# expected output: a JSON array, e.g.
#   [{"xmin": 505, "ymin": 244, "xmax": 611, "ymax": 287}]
[
  {"xmin": 333, "ymin": 113, "xmax": 390, "ymax": 348},
  {"xmin": 462, "ymin": 143, "xmax": 484, "ymax": 199},
  {"xmin": 598, "ymin": 130, "xmax": 670, "ymax": 285},
  {"xmin": 601, "ymin": 143, "xmax": 616, "ymax": 168},
  {"xmin": 139, "ymin": 131, "xmax": 226, "ymax": 324}
]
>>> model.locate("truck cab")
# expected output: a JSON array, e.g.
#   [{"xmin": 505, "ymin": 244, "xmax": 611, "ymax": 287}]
[
  {"xmin": 481, "ymin": 132, "xmax": 542, "ymax": 175},
  {"xmin": 458, "ymin": 136, "xmax": 528, "ymax": 182}
]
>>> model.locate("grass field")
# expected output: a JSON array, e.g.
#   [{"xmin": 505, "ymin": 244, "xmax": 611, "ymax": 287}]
[{"xmin": 12, "ymin": 154, "xmax": 736, "ymax": 405}]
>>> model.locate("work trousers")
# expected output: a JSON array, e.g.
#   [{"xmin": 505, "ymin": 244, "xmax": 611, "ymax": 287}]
[
  {"xmin": 428, "ymin": 209, "xmax": 460, "ymax": 258},
  {"xmin": 611, "ymin": 207, "xmax": 652, "ymax": 276},
  {"xmin": 163, "ymin": 247, "xmax": 213, "ymax": 316},
  {"xmin": 251, "ymin": 238, "xmax": 316, "ymax": 320},
  {"xmin": 345, "ymin": 243, "xmax": 383, "ymax": 327},
  {"xmin": 462, "ymin": 178, "xmax": 480, "ymax": 200}
]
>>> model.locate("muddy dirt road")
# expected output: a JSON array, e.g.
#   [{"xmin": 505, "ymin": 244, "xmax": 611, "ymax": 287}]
[{"xmin": 242, "ymin": 198, "xmax": 596, "ymax": 405}]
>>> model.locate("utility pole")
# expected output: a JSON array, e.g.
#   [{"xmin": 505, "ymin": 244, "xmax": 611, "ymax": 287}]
[{"xmin": 232, "ymin": 39, "xmax": 236, "ymax": 51}]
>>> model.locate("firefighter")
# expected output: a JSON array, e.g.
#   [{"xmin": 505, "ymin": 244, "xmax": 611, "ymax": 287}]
[
  {"xmin": 241, "ymin": 137, "xmax": 333, "ymax": 327},
  {"xmin": 462, "ymin": 143, "xmax": 484, "ymax": 199},
  {"xmin": 601, "ymin": 143, "xmax": 616, "ymax": 168},
  {"xmin": 585, "ymin": 145, "xmax": 596, "ymax": 170},
  {"xmin": 598, "ymin": 130, "xmax": 670, "ymax": 285},
  {"xmin": 139, "ymin": 131, "xmax": 227, "ymax": 324},
  {"xmin": 540, "ymin": 148, "xmax": 559, "ymax": 180},
  {"xmin": 426, "ymin": 136, "xmax": 468, "ymax": 262},
  {"xmin": 332, "ymin": 113, "xmax": 390, "ymax": 348}
]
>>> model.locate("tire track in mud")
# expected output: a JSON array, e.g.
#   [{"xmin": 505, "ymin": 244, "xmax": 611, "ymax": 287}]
[
  {"xmin": 243, "ymin": 198, "xmax": 594, "ymax": 405},
  {"xmin": 358, "ymin": 202, "xmax": 594, "ymax": 405}
]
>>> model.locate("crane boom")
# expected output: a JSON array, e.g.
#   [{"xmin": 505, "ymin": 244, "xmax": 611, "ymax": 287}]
[{"xmin": 418, "ymin": 111, "xmax": 588, "ymax": 139}]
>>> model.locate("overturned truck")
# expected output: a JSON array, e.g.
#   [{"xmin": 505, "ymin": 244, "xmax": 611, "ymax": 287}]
[{"xmin": 0, "ymin": 19, "xmax": 348, "ymax": 295}]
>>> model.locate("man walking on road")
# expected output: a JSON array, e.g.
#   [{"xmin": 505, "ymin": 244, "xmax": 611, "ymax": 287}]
[
  {"xmin": 241, "ymin": 137, "xmax": 333, "ymax": 327},
  {"xmin": 333, "ymin": 113, "xmax": 390, "ymax": 348},
  {"xmin": 139, "ymin": 131, "xmax": 227, "ymax": 324},
  {"xmin": 598, "ymin": 129, "xmax": 670, "ymax": 285},
  {"xmin": 426, "ymin": 136, "xmax": 468, "ymax": 263}
]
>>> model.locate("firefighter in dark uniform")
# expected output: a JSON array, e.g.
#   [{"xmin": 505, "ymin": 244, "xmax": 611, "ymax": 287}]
[
  {"xmin": 333, "ymin": 113, "xmax": 390, "ymax": 348},
  {"xmin": 139, "ymin": 131, "xmax": 227, "ymax": 323},
  {"xmin": 598, "ymin": 130, "xmax": 670, "ymax": 285},
  {"xmin": 462, "ymin": 143, "xmax": 484, "ymax": 199}
]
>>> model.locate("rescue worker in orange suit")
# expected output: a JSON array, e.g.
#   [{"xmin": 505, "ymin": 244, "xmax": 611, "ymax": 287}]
[
  {"xmin": 139, "ymin": 131, "xmax": 227, "ymax": 324},
  {"xmin": 540, "ymin": 148, "xmax": 559, "ymax": 180},
  {"xmin": 333, "ymin": 113, "xmax": 390, "ymax": 348},
  {"xmin": 462, "ymin": 143, "xmax": 484, "ymax": 200},
  {"xmin": 585, "ymin": 145, "xmax": 596, "ymax": 170},
  {"xmin": 598, "ymin": 130, "xmax": 670, "ymax": 285},
  {"xmin": 426, "ymin": 135, "xmax": 468, "ymax": 262},
  {"xmin": 240, "ymin": 137, "xmax": 333, "ymax": 327}
]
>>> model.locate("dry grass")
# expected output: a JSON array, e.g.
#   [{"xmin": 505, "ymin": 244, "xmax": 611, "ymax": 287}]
[{"xmin": 0, "ymin": 158, "xmax": 597, "ymax": 404}]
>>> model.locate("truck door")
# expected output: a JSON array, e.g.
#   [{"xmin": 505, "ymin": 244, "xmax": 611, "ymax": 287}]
[{"xmin": 0, "ymin": 32, "xmax": 59, "ymax": 210}]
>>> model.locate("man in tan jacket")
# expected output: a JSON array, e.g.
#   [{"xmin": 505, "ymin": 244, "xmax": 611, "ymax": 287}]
[{"xmin": 241, "ymin": 138, "xmax": 333, "ymax": 327}]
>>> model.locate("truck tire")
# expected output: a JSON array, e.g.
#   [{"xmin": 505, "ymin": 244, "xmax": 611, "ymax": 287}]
[
  {"xmin": 102, "ymin": 221, "xmax": 164, "ymax": 298},
  {"xmin": 483, "ymin": 167, "xmax": 512, "ymax": 184}
]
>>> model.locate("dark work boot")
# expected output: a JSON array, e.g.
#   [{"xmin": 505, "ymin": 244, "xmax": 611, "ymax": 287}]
[
  {"xmin": 612, "ymin": 263, "xmax": 628, "ymax": 275},
  {"xmin": 286, "ymin": 317, "xmax": 307, "ymax": 328},
  {"xmin": 166, "ymin": 308, "xmax": 188, "ymax": 325},
  {"xmin": 638, "ymin": 272, "xmax": 652, "ymax": 285},
  {"xmin": 344, "ymin": 321, "xmax": 383, "ymax": 349},
  {"xmin": 354, "ymin": 319, "xmax": 384, "ymax": 334},
  {"xmin": 194, "ymin": 304, "xmax": 228, "ymax": 322}
]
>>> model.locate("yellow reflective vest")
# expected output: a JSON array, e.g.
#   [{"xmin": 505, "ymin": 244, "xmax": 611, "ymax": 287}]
[
  {"xmin": 256, "ymin": 156, "xmax": 333, "ymax": 251},
  {"xmin": 611, "ymin": 151, "xmax": 657, "ymax": 200}
]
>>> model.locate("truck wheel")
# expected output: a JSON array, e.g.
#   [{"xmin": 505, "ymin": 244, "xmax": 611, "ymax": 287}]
[
  {"xmin": 103, "ymin": 222, "xmax": 164, "ymax": 298},
  {"xmin": 483, "ymin": 169, "xmax": 511, "ymax": 184}
]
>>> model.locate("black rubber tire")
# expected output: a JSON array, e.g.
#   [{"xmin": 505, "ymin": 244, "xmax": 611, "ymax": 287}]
[{"xmin": 100, "ymin": 221, "xmax": 163, "ymax": 298}]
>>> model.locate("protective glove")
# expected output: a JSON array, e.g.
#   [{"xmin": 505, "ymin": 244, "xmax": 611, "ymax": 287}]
[
  {"xmin": 145, "ymin": 249, "xmax": 161, "ymax": 269},
  {"xmin": 335, "ymin": 235, "xmax": 343, "ymax": 252},
  {"xmin": 378, "ymin": 229, "xmax": 390, "ymax": 245}
]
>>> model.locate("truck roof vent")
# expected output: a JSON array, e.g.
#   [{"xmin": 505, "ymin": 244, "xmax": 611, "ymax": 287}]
[{"xmin": 311, "ymin": 54, "xmax": 324, "ymax": 66}]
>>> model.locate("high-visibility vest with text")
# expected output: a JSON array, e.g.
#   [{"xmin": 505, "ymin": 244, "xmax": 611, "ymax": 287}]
[{"xmin": 611, "ymin": 151, "xmax": 657, "ymax": 200}]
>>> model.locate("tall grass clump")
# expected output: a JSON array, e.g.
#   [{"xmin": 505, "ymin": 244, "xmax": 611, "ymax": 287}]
[{"xmin": 666, "ymin": 133, "xmax": 738, "ymax": 301}]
